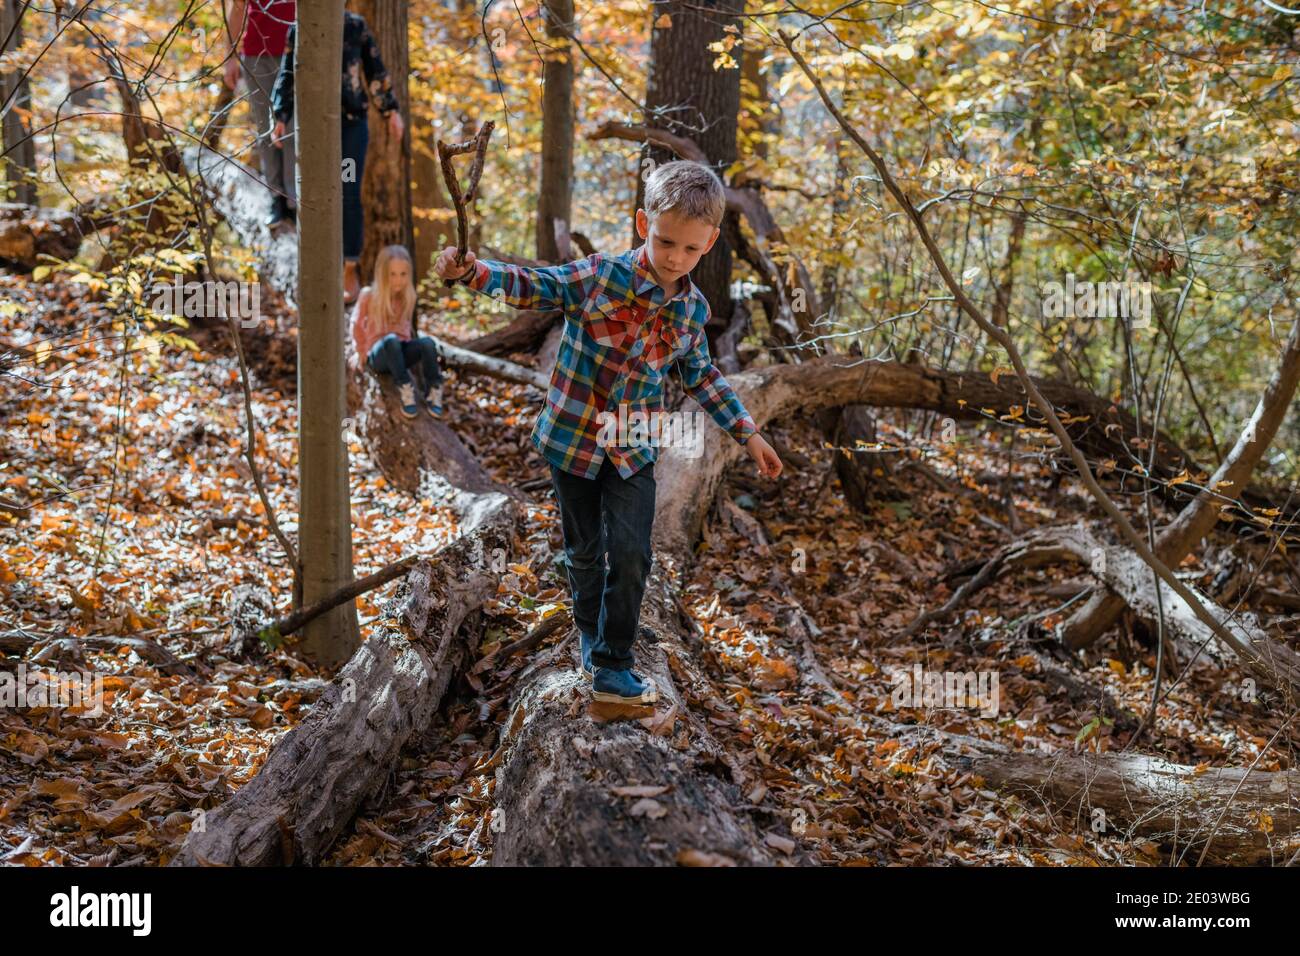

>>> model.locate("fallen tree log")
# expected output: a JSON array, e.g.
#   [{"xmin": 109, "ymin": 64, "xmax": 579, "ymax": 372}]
[
  {"xmin": 884, "ymin": 718, "xmax": 1300, "ymax": 865},
  {"xmin": 345, "ymin": 355, "xmax": 524, "ymax": 506},
  {"xmin": 170, "ymin": 319, "xmax": 532, "ymax": 865},
  {"xmin": 463, "ymin": 309, "xmax": 560, "ymax": 357},
  {"xmin": 437, "ymin": 341, "xmax": 548, "ymax": 390},
  {"xmin": 649, "ymin": 354, "xmax": 1299, "ymax": 551},
  {"xmin": 489, "ymin": 558, "xmax": 792, "ymax": 866},
  {"xmin": 189, "ymin": 144, "xmax": 298, "ymax": 302},
  {"xmin": 934, "ymin": 518, "xmax": 1300, "ymax": 696},
  {"xmin": 652, "ymin": 358, "xmax": 1293, "ymax": 551},
  {"xmin": 0, "ymin": 203, "xmax": 84, "ymax": 269},
  {"xmin": 490, "ymin": 355, "xmax": 1300, "ymax": 866},
  {"xmin": 169, "ymin": 489, "xmax": 520, "ymax": 866},
  {"xmin": 1042, "ymin": 523, "xmax": 1300, "ymax": 694},
  {"xmin": 1059, "ymin": 316, "xmax": 1300, "ymax": 649}
]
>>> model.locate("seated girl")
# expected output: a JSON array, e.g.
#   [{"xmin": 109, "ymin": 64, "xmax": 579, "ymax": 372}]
[{"xmin": 350, "ymin": 244, "xmax": 445, "ymax": 418}]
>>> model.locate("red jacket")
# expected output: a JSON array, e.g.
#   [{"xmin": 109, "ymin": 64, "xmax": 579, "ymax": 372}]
[{"xmin": 241, "ymin": 0, "xmax": 294, "ymax": 58}]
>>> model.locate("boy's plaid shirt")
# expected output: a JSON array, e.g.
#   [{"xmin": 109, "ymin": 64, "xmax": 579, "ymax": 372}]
[{"xmin": 461, "ymin": 243, "xmax": 757, "ymax": 479}]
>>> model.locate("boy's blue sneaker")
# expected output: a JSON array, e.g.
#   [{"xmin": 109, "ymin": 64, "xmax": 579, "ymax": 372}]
[
  {"xmin": 396, "ymin": 382, "xmax": 418, "ymax": 419},
  {"xmin": 592, "ymin": 666, "xmax": 657, "ymax": 705},
  {"xmin": 579, "ymin": 634, "xmax": 645, "ymax": 684}
]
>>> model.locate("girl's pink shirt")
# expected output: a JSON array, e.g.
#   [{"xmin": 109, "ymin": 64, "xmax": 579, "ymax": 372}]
[{"xmin": 350, "ymin": 287, "xmax": 412, "ymax": 365}]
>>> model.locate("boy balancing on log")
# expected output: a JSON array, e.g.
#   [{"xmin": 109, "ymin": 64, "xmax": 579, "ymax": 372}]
[{"xmin": 434, "ymin": 160, "xmax": 783, "ymax": 705}]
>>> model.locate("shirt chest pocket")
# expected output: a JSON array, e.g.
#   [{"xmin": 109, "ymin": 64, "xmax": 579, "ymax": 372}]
[
  {"xmin": 586, "ymin": 294, "xmax": 641, "ymax": 351},
  {"xmin": 651, "ymin": 322, "xmax": 689, "ymax": 370}
]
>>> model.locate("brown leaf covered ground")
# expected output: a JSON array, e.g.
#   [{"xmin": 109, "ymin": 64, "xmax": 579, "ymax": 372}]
[{"xmin": 1, "ymin": 279, "xmax": 1295, "ymax": 866}]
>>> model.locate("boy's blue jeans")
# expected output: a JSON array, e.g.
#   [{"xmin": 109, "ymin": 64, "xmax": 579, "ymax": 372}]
[
  {"xmin": 366, "ymin": 334, "xmax": 443, "ymax": 389},
  {"xmin": 550, "ymin": 457, "xmax": 656, "ymax": 670}
]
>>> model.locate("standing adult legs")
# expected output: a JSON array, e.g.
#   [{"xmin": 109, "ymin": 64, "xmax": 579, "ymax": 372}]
[
  {"xmin": 341, "ymin": 116, "xmax": 369, "ymax": 300},
  {"xmin": 241, "ymin": 54, "xmax": 297, "ymax": 215}
]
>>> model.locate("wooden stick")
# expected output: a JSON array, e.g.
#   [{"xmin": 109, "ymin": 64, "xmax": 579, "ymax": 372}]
[
  {"xmin": 436, "ymin": 121, "xmax": 495, "ymax": 286},
  {"xmin": 256, "ymin": 554, "xmax": 419, "ymax": 647}
]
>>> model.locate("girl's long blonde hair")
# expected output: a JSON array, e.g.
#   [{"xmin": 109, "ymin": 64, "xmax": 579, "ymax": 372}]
[{"xmin": 368, "ymin": 244, "xmax": 416, "ymax": 338}]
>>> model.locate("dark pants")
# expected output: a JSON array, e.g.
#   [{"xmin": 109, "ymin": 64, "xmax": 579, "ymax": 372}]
[
  {"xmin": 550, "ymin": 458, "xmax": 656, "ymax": 670},
  {"xmin": 342, "ymin": 117, "xmax": 369, "ymax": 261},
  {"xmin": 366, "ymin": 334, "xmax": 443, "ymax": 390}
]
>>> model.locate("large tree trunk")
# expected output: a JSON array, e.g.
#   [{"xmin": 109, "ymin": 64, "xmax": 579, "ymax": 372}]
[
  {"xmin": 535, "ymin": 0, "xmax": 574, "ymax": 263},
  {"xmin": 1061, "ymin": 316, "xmax": 1300, "ymax": 649},
  {"xmin": 635, "ymin": 0, "xmax": 742, "ymax": 331},
  {"xmin": 356, "ymin": 0, "xmax": 413, "ymax": 281},
  {"xmin": 169, "ymin": 492, "xmax": 520, "ymax": 866},
  {"xmin": 296, "ymin": 2, "xmax": 360, "ymax": 668},
  {"xmin": 1, "ymin": 0, "xmax": 36, "ymax": 206},
  {"xmin": 411, "ymin": 112, "xmax": 452, "ymax": 280}
]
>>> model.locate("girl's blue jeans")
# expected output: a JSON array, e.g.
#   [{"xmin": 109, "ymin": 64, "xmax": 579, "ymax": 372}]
[{"xmin": 366, "ymin": 334, "xmax": 443, "ymax": 390}]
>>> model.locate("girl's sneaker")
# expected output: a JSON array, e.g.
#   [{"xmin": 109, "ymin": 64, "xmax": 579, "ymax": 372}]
[
  {"xmin": 425, "ymin": 385, "xmax": 443, "ymax": 417},
  {"xmin": 397, "ymin": 382, "xmax": 418, "ymax": 418},
  {"xmin": 592, "ymin": 666, "xmax": 657, "ymax": 704}
]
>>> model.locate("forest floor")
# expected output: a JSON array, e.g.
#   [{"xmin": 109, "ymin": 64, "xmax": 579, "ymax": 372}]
[{"xmin": 1, "ymin": 277, "xmax": 1293, "ymax": 866}]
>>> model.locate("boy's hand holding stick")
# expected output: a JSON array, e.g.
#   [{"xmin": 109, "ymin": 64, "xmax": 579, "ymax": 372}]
[{"xmin": 436, "ymin": 120, "xmax": 495, "ymax": 287}]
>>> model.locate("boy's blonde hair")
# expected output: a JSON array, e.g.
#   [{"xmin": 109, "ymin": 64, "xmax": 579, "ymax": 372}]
[{"xmin": 643, "ymin": 160, "xmax": 726, "ymax": 228}]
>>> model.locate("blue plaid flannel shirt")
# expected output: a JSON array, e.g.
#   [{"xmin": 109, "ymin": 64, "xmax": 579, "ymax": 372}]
[{"xmin": 459, "ymin": 243, "xmax": 757, "ymax": 479}]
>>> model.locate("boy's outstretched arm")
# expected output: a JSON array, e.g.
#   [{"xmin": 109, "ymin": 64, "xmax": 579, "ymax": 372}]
[
  {"xmin": 434, "ymin": 247, "xmax": 599, "ymax": 315},
  {"xmin": 676, "ymin": 328, "xmax": 783, "ymax": 479}
]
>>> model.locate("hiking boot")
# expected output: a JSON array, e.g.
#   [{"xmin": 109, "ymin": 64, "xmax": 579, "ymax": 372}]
[
  {"xmin": 344, "ymin": 260, "xmax": 360, "ymax": 305},
  {"xmin": 425, "ymin": 384, "xmax": 443, "ymax": 417},
  {"xmin": 397, "ymin": 382, "xmax": 418, "ymax": 418},
  {"xmin": 264, "ymin": 194, "xmax": 288, "ymax": 228},
  {"xmin": 592, "ymin": 666, "xmax": 657, "ymax": 705}
]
